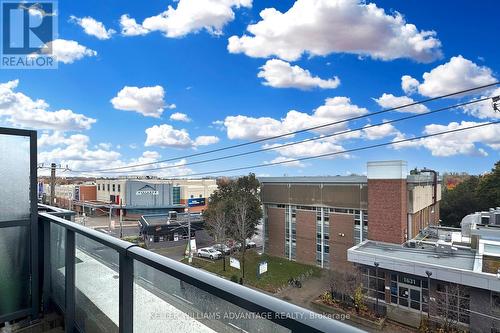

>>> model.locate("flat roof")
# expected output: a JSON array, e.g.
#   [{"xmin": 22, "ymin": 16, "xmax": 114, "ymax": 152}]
[
  {"xmin": 355, "ymin": 241, "xmax": 475, "ymax": 271},
  {"xmin": 259, "ymin": 176, "xmax": 368, "ymax": 184},
  {"xmin": 348, "ymin": 240, "xmax": 500, "ymax": 292}
]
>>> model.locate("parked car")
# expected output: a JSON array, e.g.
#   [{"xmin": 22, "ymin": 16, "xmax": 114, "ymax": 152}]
[
  {"xmin": 197, "ymin": 247, "xmax": 222, "ymax": 260},
  {"xmin": 212, "ymin": 243, "xmax": 231, "ymax": 255},
  {"xmin": 245, "ymin": 240, "xmax": 257, "ymax": 248}
]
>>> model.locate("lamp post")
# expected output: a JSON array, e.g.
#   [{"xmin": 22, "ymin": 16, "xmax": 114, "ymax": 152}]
[
  {"xmin": 185, "ymin": 207, "xmax": 192, "ymax": 263},
  {"xmin": 374, "ymin": 261, "xmax": 380, "ymax": 316},
  {"xmin": 425, "ymin": 270, "xmax": 432, "ymax": 321}
]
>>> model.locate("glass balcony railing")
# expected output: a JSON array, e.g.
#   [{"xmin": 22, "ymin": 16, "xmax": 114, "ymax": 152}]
[
  {"xmin": 1, "ymin": 126, "xmax": 363, "ymax": 333},
  {"xmin": 40, "ymin": 211, "xmax": 363, "ymax": 333}
]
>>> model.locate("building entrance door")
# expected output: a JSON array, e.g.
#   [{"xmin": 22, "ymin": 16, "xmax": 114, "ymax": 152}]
[{"xmin": 398, "ymin": 283, "xmax": 422, "ymax": 311}]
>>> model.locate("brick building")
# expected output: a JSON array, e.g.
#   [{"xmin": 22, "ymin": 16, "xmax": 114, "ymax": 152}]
[{"xmin": 260, "ymin": 160, "xmax": 440, "ymax": 270}]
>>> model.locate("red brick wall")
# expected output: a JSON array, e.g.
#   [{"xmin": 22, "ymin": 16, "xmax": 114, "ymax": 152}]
[
  {"xmin": 330, "ymin": 213, "xmax": 355, "ymax": 271},
  {"xmin": 80, "ymin": 185, "xmax": 96, "ymax": 201},
  {"xmin": 267, "ymin": 207, "xmax": 285, "ymax": 258},
  {"xmin": 368, "ymin": 179, "xmax": 407, "ymax": 244},
  {"xmin": 295, "ymin": 210, "xmax": 316, "ymax": 265}
]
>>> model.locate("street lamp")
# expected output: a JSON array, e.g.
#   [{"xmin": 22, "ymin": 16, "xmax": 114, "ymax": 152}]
[
  {"xmin": 374, "ymin": 261, "xmax": 380, "ymax": 316},
  {"xmin": 185, "ymin": 207, "xmax": 192, "ymax": 263},
  {"xmin": 425, "ymin": 270, "xmax": 432, "ymax": 321}
]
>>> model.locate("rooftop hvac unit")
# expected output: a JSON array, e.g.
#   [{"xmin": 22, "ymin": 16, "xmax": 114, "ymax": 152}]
[{"xmin": 436, "ymin": 240, "xmax": 457, "ymax": 254}]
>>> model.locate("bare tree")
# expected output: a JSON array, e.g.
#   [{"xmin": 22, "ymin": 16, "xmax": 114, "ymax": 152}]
[
  {"xmin": 204, "ymin": 200, "xmax": 229, "ymax": 270},
  {"xmin": 432, "ymin": 283, "xmax": 470, "ymax": 332}
]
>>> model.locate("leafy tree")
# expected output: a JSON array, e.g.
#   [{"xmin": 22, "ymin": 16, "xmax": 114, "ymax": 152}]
[
  {"xmin": 229, "ymin": 174, "xmax": 262, "ymax": 280},
  {"xmin": 203, "ymin": 173, "xmax": 262, "ymax": 280},
  {"xmin": 203, "ymin": 196, "xmax": 231, "ymax": 270},
  {"xmin": 440, "ymin": 160, "xmax": 500, "ymax": 227}
]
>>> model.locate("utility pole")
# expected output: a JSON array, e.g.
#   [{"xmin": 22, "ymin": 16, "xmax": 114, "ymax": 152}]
[
  {"xmin": 186, "ymin": 206, "xmax": 192, "ymax": 263},
  {"xmin": 50, "ymin": 163, "xmax": 56, "ymax": 206}
]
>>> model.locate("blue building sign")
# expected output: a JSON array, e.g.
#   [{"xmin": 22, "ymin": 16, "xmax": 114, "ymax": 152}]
[{"xmin": 188, "ymin": 198, "xmax": 206, "ymax": 207}]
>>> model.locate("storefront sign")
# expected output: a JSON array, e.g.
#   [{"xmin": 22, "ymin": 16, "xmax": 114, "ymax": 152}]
[
  {"xmin": 188, "ymin": 197, "xmax": 206, "ymax": 207},
  {"xmin": 136, "ymin": 185, "xmax": 159, "ymax": 196},
  {"xmin": 398, "ymin": 274, "xmax": 420, "ymax": 287}
]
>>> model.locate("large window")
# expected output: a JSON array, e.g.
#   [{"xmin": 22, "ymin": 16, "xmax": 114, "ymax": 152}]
[
  {"xmin": 362, "ymin": 267, "xmax": 385, "ymax": 300},
  {"xmin": 284, "ymin": 205, "xmax": 296, "ymax": 260},
  {"xmin": 315, "ymin": 208, "xmax": 329, "ymax": 268},
  {"xmin": 354, "ymin": 210, "xmax": 368, "ymax": 245},
  {"xmin": 436, "ymin": 283, "xmax": 470, "ymax": 325}
]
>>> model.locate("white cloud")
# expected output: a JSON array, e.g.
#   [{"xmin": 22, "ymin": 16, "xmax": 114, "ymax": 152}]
[
  {"xmin": 194, "ymin": 135, "xmax": 220, "ymax": 146},
  {"xmin": 38, "ymin": 134, "xmax": 193, "ymax": 177},
  {"xmin": 405, "ymin": 55, "xmax": 497, "ymax": 98},
  {"xmin": 393, "ymin": 121, "xmax": 500, "ymax": 156},
  {"xmin": 144, "ymin": 124, "xmax": 219, "ymax": 148},
  {"xmin": 48, "ymin": 39, "xmax": 97, "ymax": 64},
  {"xmin": 111, "ymin": 85, "xmax": 174, "ymax": 118},
  {"xmin": 363, "ymin": 122, "xmax": 399, "ymax": 140},
  {"xmin": 401, "ymin": 75, "xmax": 419, "ymax": 95},
  {"xmin": 257, "ymin": 59, "xmax": 340, "ymax": 90},
  {"xmin": 223, "ymin": 97, "xmax": 368, "ymax": 140},
  {"xmin": 264, "ymin": 156, "xmax": 305, "ymax": 168},
  {"xmin": 120, "ymin": 14, "xmax": 150, "ymax": 36},
  {"xmin": 70, "ymin": 16, "xmax": 116, "ymax": 40},
  {"xmin": 125, "ymin": 0, "xmax": 252, "ymax": 38},
  {"xmin": 228, "ymin": 0, "xmax": 442, "ymax": 62},
  {"xmin": 462, "ymin": 87, "xmax": 500, "ymax": 119},
  {"xmin": 0, "ymin": 80, "xmax": 96, "ymax": 130},
  {"xmin": 170, "ymin": 112, "xmax": 191, "ymax": 122},
  {"xmin": 374, "ymin": 93, "xmax": 429, "ymax": 114}
]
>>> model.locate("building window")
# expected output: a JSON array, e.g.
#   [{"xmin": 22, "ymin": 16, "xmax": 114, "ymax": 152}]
[
  {"xmin": 98, "ymin": 184, "xmax": 100, "ymax": 191},
  {"xmin": 172, "ymin": 187, "xmax": 181, "ymax": 205},
  {"xmin": 436, "ymin": 283, "xmax": 470, "ymax": 325},
  {"xmin": 112, "ymin": 184, "xmax": 115, "ymax": 192},
  {"xmin": 285, "ymin": 205, "xmax": 296, "ymax": 261},
  {"xmin": 199, "ymin": 194, "xmax": 203, "ymax": 198},
  {"xmin": 118, "ymin": 184, "xmax": 121, "ymax": 192},
  {"xmin": 361, "ymin": 267, "xmax": 385, "ymax": 300},
  {"xmin": 315, "ymin": 208, "xmax": 329, "ymax": 268},
  {"xmin": 190, "ymin": 195, "xmax": 194, "ymax": 199},
  {"xmin": 354, "ymin": 210, "xmax": 368, "ymax": 245},
  {"xmin": 492, "ymin": 291, "xmax": 500, "ymax": 314},
  {"xmin": 107, "ymin": 184, "xmax": 110, "ymax": 192}
]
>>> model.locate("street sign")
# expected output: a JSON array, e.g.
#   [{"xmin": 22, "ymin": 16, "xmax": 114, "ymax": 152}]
[
  {"xmin": 258, "ymin": 261, "xmax": 268, "ymax": 276},
  {"xmin": 230, "ymin": 257, "xmax": 240, "ymax": 270}
]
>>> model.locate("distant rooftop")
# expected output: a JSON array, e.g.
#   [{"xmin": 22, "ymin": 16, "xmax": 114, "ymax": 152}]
[{"xmin": 259, "ymin": 175, "xmax": 368, "ymax": 184}]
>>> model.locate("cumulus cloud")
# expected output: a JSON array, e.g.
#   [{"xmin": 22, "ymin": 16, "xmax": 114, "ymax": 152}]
[
  {"xmin": 37, "ymin": 133, "xmax": 192, "ymax": 177},
  {"xmin": 0, "ymin": 80, "xmax": 96, "ymax": 130},
  {"xmin": 223, "ymin": 97, "xmax": 368, "ymax": 140},
  {"xmin": 462, "ymin": 87, "xmax": 500, "ymax": 119},
  {"xmin": 111, "ymin": 85, "xmax": 174, "ymax": 118},
  {"xmin": 69, "ymin": 16, "xmax": 116, "ymax": 40},
  {"xmin": 264, "ymin": 156, "xmax": 305, "ymax": 168},
  {"xmin": 363, "ymin": 122, "xmax": 399, "ymax": 140},
  {"xmin": 374, "ymin": 93, "xmax": 429, "ymax": 114},
  {"xmin": 194, "ymin": 135, "xmax": 220, "ymax": 146},
  {"xmin": 47, "ymin": 39, "xmax": 97, "ymax": 64},
  {"xmin": 123, "ymin": 0, "xmax": 252, "ymax": 38},
  {"xmin": 144, "ymin": 124, "xmax": 219, "ymax": 148},
  {"xmin": 120, "ymin": 14, "xmax": 150, "ymax": 36},
  {"xmin": 401, "ymin": 75, "xmax": 419, "ymax": 95},
  {"xmin": 393, "ymin": 121, "xmax": 500, "ymax": 156},
  {"xmin": 257, "ymin": 59, "xmax": 340, "ymax": 90},
  {"xmin": 403, "ymin": 55, "xmax": 497, "ymax": 98},
  {"xmin": 170, "ymin": 112, "xmax": 191, "ymax": 122},
  {"xmin": 228, "ymin": 0, "xmax": 442, "ymax": 62}
]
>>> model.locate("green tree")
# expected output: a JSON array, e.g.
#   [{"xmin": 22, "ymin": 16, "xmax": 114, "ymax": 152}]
[
  {"xmin": 229, "ymin": 173, "xmax": 262, "ymax": 281},
  {"xmin": 203, "ymin": 195, "xmax": 231, "ymax": 271},
  {"xmin": 477, "ymin": 161, "xmax": 500, "ymax": 209}
]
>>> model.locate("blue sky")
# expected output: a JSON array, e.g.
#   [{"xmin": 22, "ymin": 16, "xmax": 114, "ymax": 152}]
[{"xmin": 1, "ymin": 0, "xmax": 500, "ymax": 177}]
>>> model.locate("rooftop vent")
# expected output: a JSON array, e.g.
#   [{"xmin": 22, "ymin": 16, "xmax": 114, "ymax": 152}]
[{"xmin": 436, "ymin": 239, "xmax": 457, "ymax": 254}]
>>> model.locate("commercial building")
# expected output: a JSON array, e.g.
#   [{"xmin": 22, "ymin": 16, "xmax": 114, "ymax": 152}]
[
  {"xmin": 348, "ymin": 208, "xmax": 500, "ymax": 332},
  {"xmin": 44, "ymin": 183, "xmax": 97, "ymax": 211},
  {"xmin": 95, "ymin": 177, "xmax": 217, "ymax": 217},
  {"xmin": 260, "ymin": 161, "xmax": 440, "ymax": 271}
]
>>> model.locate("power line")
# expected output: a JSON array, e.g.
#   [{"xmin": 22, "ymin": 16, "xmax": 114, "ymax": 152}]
[
  {"xmin": 73, "ymin": 120, "xmax": 500, "ymax": 177},
  {"xmin": 85, "ymin": 96, "xmax": 492, "ymax": 174},
  {"xmin": 72, "ymin": 82, "xmax": 500, "ymax": 173}
]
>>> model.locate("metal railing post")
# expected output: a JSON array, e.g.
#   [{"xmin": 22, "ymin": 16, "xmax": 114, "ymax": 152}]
[
  {"xmin": 119, "ymin": 252, "xmax": 134, "ymax": 333},
  {"xmin": 42, "ymin": 221, "xmax": 51, "ymax": 313},
  {"xmin": 65, "ymin": 229, "xmax": 75, "ymax": 333}
]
